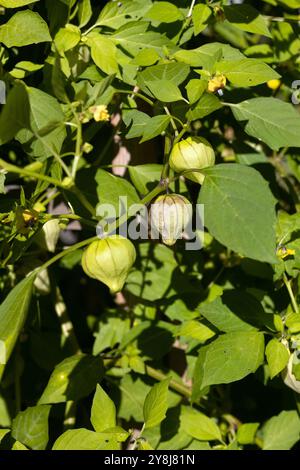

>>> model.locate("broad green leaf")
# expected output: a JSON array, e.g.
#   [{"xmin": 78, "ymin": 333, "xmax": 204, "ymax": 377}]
[
  {"xmin": 95, "ymin": 169, "xmax": 140, "ymax": 216},
  {"xmin": 138, "ymin": 62, "xmax": 190, "ymax": 87},
  {"xmin": 78, "ymin": 0, "xmax": 92, "ymax": 27},
  {"xmin": 0, "ymin": 10, "xmax": 51, "ymax": 47},
  {"xmin": 217, "ymin": 59, "xmax": 280, "ymax": 87},
  {"xmin": 145, "ymin": 2, "xmax": 183, "ymax": 24},
  {"xmin": 265, "ymin": 339, "xmax": 289, "ymax": 379},
  {"xmin": 131, "ymin": 49, "xmax": 160, "ymax": 66},
  {"xmin": 52, "ymin": 429, "xmax": 119, "ymax": 450},
  {"xmin": 9, "ymin": 61, "xmax": 43, "ymax": 79},
  {"xmin": 200, "ymin": 290, "xmax": 272, "ymax": 333},
  {"xmin": 262, "ymin": 411, "xmax": 300, "ymax": 450},
  {"xmin": 177, "ymin": 320, "xmax": 215, "ymax": 343},
  {"xmin": 186, "ymin": 79, "xmax": 207, "ymax": 104},
  {"xmin": 11, "ymin": 405, "xmax": 51, "ymax": 450},
  {"xmin": 123, "ymin": 109, "xmax": 151, "ymax": 139},
  {"xmin": 0, "ymin": 0, "xmax": 38, "ymax": 6},
  {"xmin": 112, "ymin": 21, "xmax": 178, "ymax": 57},
  {"xmin": 231, "ymin": 98, "xmax": 300, "ymax": 150},
  {"xmin": 198, "ymin": 164, "xmax": 277, "ymax": 263},
  {"xmin": 237, "ymin": 423, "xmax": 259, "ymax": 445},
  {"xmin": 0, "ymin": 275, "xmax": 35, "ymax": 380},
  {"xmin": 129, "ymin": 164, "xmax": 163, "ymax": 195},
  {"xmin": 187, "ymin": 93, "xmax": 222, "ymax": 120},
  {"xmin": 140, "ymin": 115, "xmax": 170, "ymax": 143},
  {"xmin": 91, "ymin": 384, "xmax": 116, "ymax": 432},
  {"xmin": 38, "ymin": 354, "xmax": 104, "ymax": 404},
  {"xmin": 88, "ymin": 35, "xmax": 119, "ymax": 76},
  {"xmin": 181, "ymin": 407, "xmax": 222, "ymax": 442},
  {"xmin": 16, "ymin": 86, "xmax": 66, "ymax": 160},
  {"xmin": 223, "ymin": 4, "xmax": 271, "ymax": 38},
  {"xmin": 193, "ymin": 331, "xmax": 265, "ymax": 392},
  {"xmin": 143, "ymin": 379, "xmax": 170, "ymax": 429},
  {"xmin": 145, "ymin": 80, "xmax": 183, "ymax": 103},
  {"xmin": 54, "ymin": 24, "xmax": 81, "ymax": 53},
  {"xmin": 0, "ymin": 82, "xmax": 30, "ymax": 145},
  {"xmin": 95, "ymin": 0, "xmax": 150, "ymax": 30},
  {"xmin": 192, "ymin": 4, "xmax": 212, "ymax": 35}
]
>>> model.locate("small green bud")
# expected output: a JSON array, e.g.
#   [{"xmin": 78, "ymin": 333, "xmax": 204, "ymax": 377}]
[
  {"xmin": 169, "ymin": 136, "xmax": 215, "ymax": 184},
  {"xmin": 81, "ymin": 235, "xmax": 136, "ymax": 294},
  {"xmin": 151, "ymin": 193, "xmax": 192, "ymax": 246}
]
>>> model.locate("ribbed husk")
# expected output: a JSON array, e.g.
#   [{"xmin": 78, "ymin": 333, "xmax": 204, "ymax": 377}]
[
  {"xmin": 151, "ymin": 194, "xmax": 192, "ymax": 246},
  {"xmin": 169, "ymin": 136, "xmax": 215, "ymax": 184},
  {"xmin": 81, "ymin": 235, "xmax": 136, "ymax": 294}
]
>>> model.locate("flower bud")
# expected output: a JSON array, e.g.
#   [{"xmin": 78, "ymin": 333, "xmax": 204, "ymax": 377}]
[
  {"xmin": 150, "ymin": 194, "xmax": 192, "ymax": 246},
  {"xmin": 169, "ymin": 136, "xmax": 215, "ymax": 184},
  {"xmin": 36, "ymin": 219, "xmax": 61, "ymax": 253},
  {"xmin": 81, "ymin": 235, "xmax": 136, "ymax": 294}
]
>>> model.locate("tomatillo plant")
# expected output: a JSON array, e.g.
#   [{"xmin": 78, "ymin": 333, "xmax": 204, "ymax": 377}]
[{"xmin": 0, "ymin": 0, "xmax": 300, "ymax": 453}]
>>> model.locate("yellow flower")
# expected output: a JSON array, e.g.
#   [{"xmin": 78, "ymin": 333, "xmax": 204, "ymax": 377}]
[
  {"xmin": 89, "ymin": 105, "xmax": 110, "ymax": 122},
  {"xmin": 207, "ymin": 74, "xmax": 227, "ymax": 93},
  {"xmin": 277, "ymin": 245, "xmax": 296, "ymax": 259},
  {"xmin": 267, "ymin": 79, "xmax": 281, "ymax": 91}
]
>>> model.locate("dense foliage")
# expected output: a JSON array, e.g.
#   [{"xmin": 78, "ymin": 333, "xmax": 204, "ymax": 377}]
[{"xmin": 0, "ymin": 0, "xmax": 300, "ymax": 451}]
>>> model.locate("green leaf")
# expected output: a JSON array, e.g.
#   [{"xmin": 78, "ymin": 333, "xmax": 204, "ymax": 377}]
[
  {"xmin": 265, "ymin": 339, "xmax": 289, "ymax": 379},
  {"xmin": 129, "ymin": 164, "xmax": 162, "ymax": 195},
  {"xmin": 88, "ymin": 35, "xmax": 119, "ymax": 76},
  {"xmin": 145, "ymin": 1, "xmax": 183, "ymax": 24},
  {"xmin": 200, "ymin": 290, "xmax": 273, "ymax": 333},
  {"xmin": 193, "ymin": 331, "xmax": 265, "ymax": 393},
  {"xmin": 186, "ymin": 79, "xmax": 207, "ymax": 105},
  {"xmin": 0, "ymin": 82, "xmax": 30, "ymax": 145},
  {"xmin": 140, "ymin": 115, "xmax": 170, "ymax": 143},
  {"xmin": 78, "ymin": 0, "xmax": 92, "ymax": 28},
  {"xmin": 9, "ymin": 61, "xmax": 43, "ymax": 79},
  {"xmin": 95, "ymin": 0, "xmax": 150, "ymax": 30},
  {"xmin": 192, "ymin": 4, "xmax": 212, "ymax": 35},
  {"xmin": 143, "ymin": 379, "xmax": 170, "ymax": 429},
  {"xmin": 138, "ymin": 62, "xmax": 190, "ymax": 87},
  {"xmin": 11, "ymin": 405, "xmax": 51, "ymax": 450},
  {"xmin": 186, "ymin": 93, "xmax": 222, "ymax": 120},
  {"xmin": 54, "ymin": 24, "xmax": 81, "ymax": 53},
  {"xmin": 0, "ymin": 10, "xmax": 51, "ymax": 47},
  {"xmin": 16, "ymin": 86, "xmax": 66, "ymax": 160},
  {"xmin": 131, "ymin": 49, "xmax": 160, "ymax": 66},
  {"xmin": 0, "ymin": 275, "xmax": 35, "ymax": 381},
  {"xmin": 199, "ymin": 164, "xmax": 277, "ymax": 263},
  {"xmin": 0, "ymin": 173, "xmax": 5, "ymax": 194},
  {"xmin": 237, "ymin": 423, "xmax": 259, "ymax": 445},
  {"xmin": 38, "ymin": 354, "xmax": 104, "ymax": 404},
  {"xmin": 123, "ymin": 109, "xmax": 151, "ymax": 139},
  {"xmin": 112, "ymin": 21, "xmax": 178, "ymax": 57},
  {"xmin": 52, "ymin": 429, "xmax": 119, "ymax": 450},
  {"xmin": 95, "ymin": 169, "xmax": 140, "ymax": 216},
  {"xmin": 217, "ymin": 59, "xmax": 280, "ymax": 87},
  {"xmin": 178, "ymin": 320, "xmax": 215, "ymax": 342},
  {"xmin": 262, "ymin": 411, "xmax": 300, "ymax": 450},
  {"xmin": 223, "ymin": 4, "xmax": 271, "ymax": 38},
  {"xmin": 181, "ymin": 407, "xmax": 222, "ymax": 442},
  {"xmin": 91, "ymin": 384, "xmax": 116, "ymax": 432},
  {"xmin": 145, "ymin": 80, "xmax": 183, "ymax": 103},
  {"xmin": 0, "ymin": 0, "xmax": 39, "ymax": 6},
  {"xmin": 231, "ymin": 98, "xmax": 300, "ymax": 150}
]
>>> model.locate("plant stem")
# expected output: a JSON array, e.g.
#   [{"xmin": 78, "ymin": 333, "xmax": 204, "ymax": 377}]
[
  {"xmin": 187, "ymin": 0, "xmax": 196, "ymax": 18},
  {"xmin": 145, "ymin": 365, "xmax": 192, "ymax": 399},
  {"xmin": 114, "ymin": 89, "xmax": 154, "ymax": 106},
  {"xmin": 164, "ymin": 106, "xmax": 179, "ymax": 136},
  {"xmin": 283, "ymin": 273, "xmax": 299, "ymax": 314}
]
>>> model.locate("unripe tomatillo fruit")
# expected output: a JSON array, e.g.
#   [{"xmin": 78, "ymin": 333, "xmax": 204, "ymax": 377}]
[
  {"xmin": 150, "ymin": 194, "xmax": 192, "ymax": 246},
  {"xmin": 81, "ymin": 235, "xmax": 136, "ymax": 294},
  {"xmin": 169, "ymin": 136, "xmax": 215, "ymax": 184}
]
